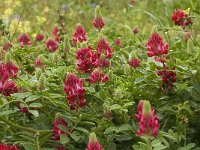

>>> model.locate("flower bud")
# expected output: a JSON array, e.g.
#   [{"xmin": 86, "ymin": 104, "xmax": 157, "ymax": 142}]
[
  {"xmin": 142, "ymin": 100, "xmax": 151, "ymax": 116},
  {"xmin": 95, "ymin": 6, "xmax": 101, "ymax": 18},
  {"xmin": 64, "ymin": 35, "xmax": 71, "ymax": 54},
  {"xmin": 39, "ymin": 74, "xmax": 46, "ymax": 89},
  {"xmin": 5, "ymin": 52, "xmax": 12, "ymax": 63},
  {"xmin": 86, "ymin": 132, "xmax": 102, "ymax": 150},
  {"xmin": 35, "ymin": 68, "xmax": 42, "ymax": 80}
]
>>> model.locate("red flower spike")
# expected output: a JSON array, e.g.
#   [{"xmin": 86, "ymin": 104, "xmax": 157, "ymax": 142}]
[
  {"xmin": 96, "ymin": 38, "xmax": 112, "ymax": 68},
  {"xmin": 35, "ymin": 34, "xmax": 44, "ymax": 42},
  {"xmin": 76, "ymin": 47, "xmax": 97, "ymax": 73},
  {"xmin": 129, "ymin": 58, "xmax": 140, "ymax": 69},
  {"xmin": 0, "ymin": 63, "xmax": 10, "ymax": 84},
  {"xmin": 0, "ymin": 144, "xmax": 8, "ymax": 150},
  {"xmin": 86, "ymin": 132, "xmax": 102, "ymax": 150},
  {"xmin": 135, "ymin": 100, "xmax": 160, "ymax": 137},
  {"xmin": 46, "ymin": 39, "xmax": 58, "ymax": 52},
  {"xmin": 6, "ymin": 62, "xmax": 18, "ymax": 78},
  {"xmin": 3, "ymin": 80, "xmax": 18, "ymax": 96},
  {"xmin": 147, "ymin": 33, "xmax": 168, "ymax": 57},
  {"xmin": 171, "ymin": 9, "xmax": 193, "ymax": 28},
  {"xmin": 90, "ymin": 70, "xmax": 109, "ymax": 84},
  {"xmin": 2, "ymin": 41, "xmax": 12, "ymax": 51},
  {"xmin": 52, "ymin": 26, "xmax": 60, "ymax": 42},
  {"xmin": 34, "ymin": 58, "xmax": 46, "ymax": 69},
  {"xmin": 157, "ymin": 65, "xmax": 176, "ymax": 93},
  {"xmin": 53, "ymin": 114, "xmax": 68, "ymax": 141},
  {"xmin": 102, "ymin": 74, "xmax": 109, "ymax": 83},
  {"xmin": 73, "ymin": 24, "xmax": 87, "ymax": 45},
  {"xmin": 0, "ymin": 63, "xmax": 18, "ymax": 96},
  {"xmin": 115, "ymin": 39, "xmax": 122, "ymax": 48},
  {"xmin": 96, "ymin": 59, "xmax": 110, "ymax": 68},
  {"xmin": 8, "ymin": 145, "xmax": 20, "ymax": 150},
  {"xmin": 64, "ymin": 74, "xmax": 86, "ymax": 110},
  {"xmin": 0, "ymin": 144, "xmax": 20, "ymax": 150},
  {"xmin": 90, "ymin": 70, "xmax": 102, "ymax": 84},
  {"xmin": 97, "ymin": 38, "xmax": 112, "ymax": 59},
  {"xmin": 18, "ymin": 34, "xmax": 31, "ymax": 48},
  {"xmin": 93, "ymin": 17, "xmax": 104, "ymax": 30}
]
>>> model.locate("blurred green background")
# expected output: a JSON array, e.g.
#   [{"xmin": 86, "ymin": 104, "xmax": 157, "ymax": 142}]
[{"xmin": 0, "ymin": 0, "xmax": 199, "ymax": 38}]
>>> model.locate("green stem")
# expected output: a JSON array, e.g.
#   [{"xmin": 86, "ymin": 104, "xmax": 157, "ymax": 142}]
[
  {"xmin": 0, "ymin": 116, "xmax": 52, "ymax": 134},
  {"xmin": 147, "ymin": 138, "xmax": 152, "ymax": 150},
  {"xmin": 0, "ymin": 116, "xmax": 35, "ymax": 133},
  {"xmin": 36, "ymin": 131, "xmax": 40, "ymax": 150}
]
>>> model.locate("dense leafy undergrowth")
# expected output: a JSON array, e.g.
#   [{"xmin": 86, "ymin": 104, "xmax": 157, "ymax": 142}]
[{"xmin": 0, "ymin": 1, "xmax": 200, "ymax": 150}]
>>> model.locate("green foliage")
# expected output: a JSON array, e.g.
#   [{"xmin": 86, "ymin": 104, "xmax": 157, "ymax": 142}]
[{"xmin": 0, "ymin": 0, "xmax": 200, "ymax": 150}]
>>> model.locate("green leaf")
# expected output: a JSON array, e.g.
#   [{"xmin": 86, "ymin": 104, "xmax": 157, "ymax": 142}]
[
  {"xmin": 75, "ymin": 127, "xmax": 90, "ymax": 134},
  {"xmin": 110, "ymin": 104, "xmax": 121, "ymax": 110},
  {"xmin": 186, "ymin": 143, "xmax": 196, "ymax": 149},
  {"xmin": 58, "ymin": 125, "xmax": 68, "ymax": 132},
  {"xmin": 25, "ymin": 95, "xmax": 41, "ymax": 102},
  {"xmin": 104, "ymin": 127, "xmax": 118, "ymax": 134},
  {"xmin": 132, "ymin": 144, "xmax": 140, "ymax": 150},
  {"xmin": 154, "ymin": 61, "xmax": 163, "ymax": 67},
  {"xmin": 0, "ymin": 109, "xmax": 18, "ymax": 115},
  {"xmin": 153, "ymin": 144, "xmax": 167, "ymax": 150},
  {"xmin": 118, "ymin": 124, "xmax": 132, "ymax": 132},
  {"xmin": 70, "ymin": 131, "xmax": 82, "ymax": 142},
  {"xmin": 60, "ymin": 134, "xmax": 70, "ymax": 144},
  {"xmin": 152, "ymin": 139, "xmax": 161, "ymax": 147},
  {"xmin": 29, "ymin": 103, "xmax": 43, "ymax": 108},
  {"xmin": 123, "ymin": 101, "xmax": 134, "ymax": 107},
  {"xmin": 192, "ymin": 10, "xmax": 200, "ymax": 15},
  {"xmin": 116, "ymin": 134, "xmax": 132, "ymax": 141},
  {"xmin": 29, "ymin": 110, "xmax": 39, "ymax": 117},
  {"xmin": 23, "ymin": 143, "xmax": 37, "ymax": 150},
  {"xmin": 12, "ymin": 92, "xmax": 32, "ymax": 100},
  {"xmin": 107, "ymin": 141, "xmax": 117, "ymax": 150},
  {"xmin": 134, "ymin": 77, "xmax": 145, "ymax": 84}
]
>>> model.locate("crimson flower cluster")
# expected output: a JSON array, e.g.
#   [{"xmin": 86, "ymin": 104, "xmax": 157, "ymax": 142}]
[
  {"xmin": 52, "ymin": 26, "xmax": 60, "ymax": 42},
  {"xmin": 76, "ymin": 47, "xmax": 97, "ymax": 73},
  {"xmin": 2, "ymin": 41, "xmax": 12, "ymax": 51},
  {"xmin": 90, "ymin": 70, "xmax": 108, "ymax": 84},
  {"xmin": 46, "ymin": 38, "xmax": 58, "ymax": 52},
  {"xmin": 18, "ymin": 34, "xmax": 31, "ymax": 48},
  {"xmin": 157, "ymin": 65, "xmax": 176, "ymax": 93},
  {"xmin": 73, "ymin": 25, "xmax": 87, "ymax": 45},
  {"xmin": 0, "ymin": 144, "xmax": 20, "ymax": 150},
  {"xmin": 171, "ymin": 9, "xmax": 193, "ymax": 28},
  {"xmin": 135, "ymin": 100, "xmax": 160, "ymax": 137},
  {"xmin": 34, "ymin": 58, "xmax": 46, "ymax": 69},
  {"xmin": 86, "ymin": 133, "xmax": 102, "ymax": 150},
  {"xmin": 0, "ymin": 63, "xmax": 18, "ymax": 96},
  {"xmin": 115, "ymin": 39, "xmax": 122, "ymax": 48},
  {"xmin": 52, "ymin": 116, "xmax": 68, "ymax": 141},
  {"xmin": 93, "ymin": 17, "xmax": 104, "ymax": 30},
  {"xmin": 129, "ymin": 58, "xmax": 140, "ymax": 69},
  {"xmin": 96, "ymin": 38, "xmax": 112, "ymax": 68},
  {"xmin": 64, "ymin": 74, "xmax": 86, "ymax": 110},
  {"xmin": 147, "ymin": 32, "xmax": 168, "ymax": 58},
  {"xmin": 35, "ymin": 34, "xmax": 44, "ymax": 42}
]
